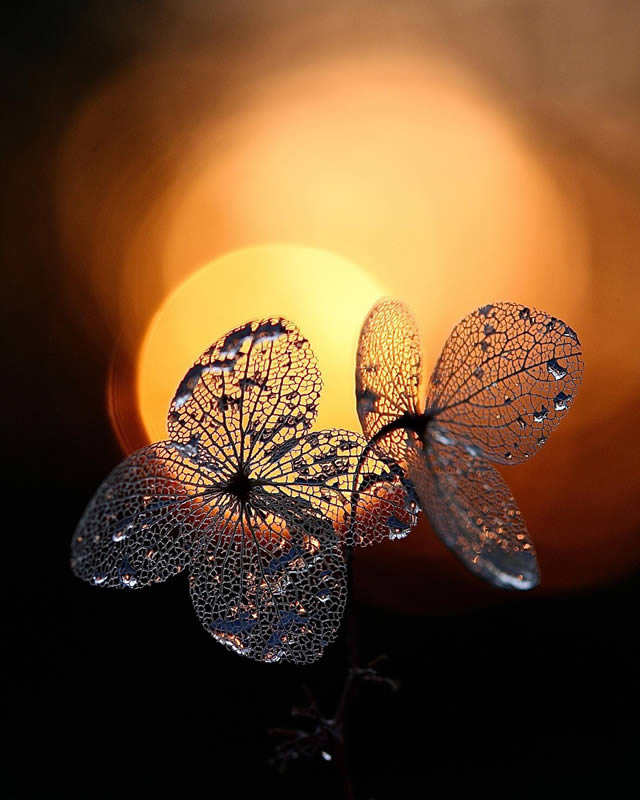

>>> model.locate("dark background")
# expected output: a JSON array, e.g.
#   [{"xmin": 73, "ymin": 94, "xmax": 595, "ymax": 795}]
[{"xmin": 4, "ymin": 2, "xmax": 639, "ymax": 798}]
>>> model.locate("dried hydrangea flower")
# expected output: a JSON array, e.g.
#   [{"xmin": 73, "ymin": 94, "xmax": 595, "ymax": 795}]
[
  {"xmin": 72, "ymin": 318, "xmax": 415, "ymax": 663},
  {"xmin": 355, "ymin": 299, "xmax": 583, "ymax": 590}
]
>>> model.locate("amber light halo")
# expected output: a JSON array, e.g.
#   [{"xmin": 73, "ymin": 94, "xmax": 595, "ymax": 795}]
[
  {"xmin": 64, "ymin": 42, "xmax": 637, "ymax": 604},
  {"xmin": 132, "ymin": 244, "xmax": 387, "ymax": 447}
]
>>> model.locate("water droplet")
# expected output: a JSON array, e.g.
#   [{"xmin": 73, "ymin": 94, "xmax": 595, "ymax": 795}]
[
  {"xmin": 504, "ymin": 452, "xmax": 513, "ymax": 460},
  {"xmin": 171, "ymin": 436, "xmax": 199, "ymax": 458},
  {"xmin": 537, "ymin": 436, "xmax": 546, "ymax": 447},
  {"xmin": 316, "ymin": 587, "xmax": 332, "ymax": 602},
  {"xmin": 219, "ymin": 323, "xmax": 252, "ymax": 357},
  {"xmin": 248, "ymin": 321, "xmax": 288, "ymax": 347},
  {"xmin": 533, "ymin": 405, "xmax": 548, "ymax": 423},
  {"xmin": 563, "ymin": 324, "xmax": 579, "ymax": 343},
  {"xmin": 401, "ymin": 479, "xmax": 421, "ymax": 515},
  {"xmin": 519, "ymin": 307, "xmax": 530, "ymax": 320},
  {"xmin": 118, "ymin": 557, "xmax": 137, "ymax": 588},
  {"xmin": 112, "ymin": 521, "xmax": 134, "ymax": 543},
  {"xmin": 92, "ymin": 573, "xmax": 108, "ymax": 586},
  {"xmin": 318, "ymin": 570, "xmax": 332, "ymax": 585},
  {"xmin": 515, "ymin": 415, "xmax": 527, "ymax": 430},
  {"xmin": 431, "ymin": 428, "xmax": 454, "ymax": 446},
  {"xmin": 173, "ymin": 364, "xmax": 210, "ymax": 408},
  {"xmin": 483, "ymin": 323, "xmax": 496, "ymax": 336},
  {"xmin": 266, "ymin": 546, "xmax": 307, "ymax": 576},
  {"xmin": 263, "ymin": 649, "xmax": 283, "ymax": 663},
  {"xmin": 357, "ymin": 388, "xmax": 378, "ymax": 414},
  {"xmin": 553, "ymin": 391, "xmax": 571, "ymax": 411},
  {"xmin": 387, "ymin": 514, "xmax": 411, "ymax": 540},
  {"xmin": 321, "ymin": 751, "xmax": 333, "ymax": 762},
  {"xmin": 218, "ymin": 394, "xmax": 240, "ymax": 412},
  {"xmin": 546, "ymin": 358, "xmax": 567, "ymax": 380},
  {"xmin": 212, "ymin": 631, "xmax": 248, "ymax": 655},
  {"xmin": 210, "ymin": 358, "xmax": 235, "ymax": 374}
]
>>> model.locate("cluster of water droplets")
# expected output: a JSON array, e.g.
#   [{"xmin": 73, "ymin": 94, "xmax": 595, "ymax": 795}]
[
  {"xmin": 72, "ymin": 316, "xmax": 422, "ymax": 664},
  {"xmin": 355, "ymin": 298, "xmax": 583, "ymax": 591},
  {"xmin": 73, "ymin": 299, "xmax": 583, "ymax": 664}
]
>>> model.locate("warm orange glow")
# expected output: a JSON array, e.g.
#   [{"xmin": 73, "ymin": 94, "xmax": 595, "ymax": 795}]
[
  {"xmin": 148, "ymin": 53, "xmax": 590, "ymax": 380},
  {"xmin": 55, "ymin": 39, "xmax": 640, "ymax": 597},
  {"xmin": 137, "ymin": 245, "xmax": 387, "ymax": 442},
  {"xmin": 57, "ymin": 48, "xmax": 589, "ymax": 368}
]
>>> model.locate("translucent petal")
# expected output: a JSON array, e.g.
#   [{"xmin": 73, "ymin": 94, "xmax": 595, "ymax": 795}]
[
  {"xmin": 188, "ymin": 499, "xmax": 347, "ymax": 664},
  {"xmin": 253, "ymin": 428, "xmax": 418, "ymax": 547},
  {"xmin": 407, "ymin": 431, "xmax": 540, "ymax": 590},
  {"xmin": 73, "ymin": 315, "xmax": 420, "ymax": 658},
  {"xmin": 167, "ymin": 318, "xmax": 322, "ymax": 472},
  {"xmin": 426, "ymin": 303, "xmax": 583, "ymax": 464},
  {"xmin": 355, "ymin": 298, "xmax": 421, "ymax": 465},
  {"xmin": 71, "ymin": 443, "xmax": 221, "ymax": 589}
]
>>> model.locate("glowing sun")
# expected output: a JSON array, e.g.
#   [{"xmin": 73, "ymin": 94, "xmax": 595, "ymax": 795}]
[{"xmin": 137, "ymin": 244, "xmax": 387, "ymax": 443}]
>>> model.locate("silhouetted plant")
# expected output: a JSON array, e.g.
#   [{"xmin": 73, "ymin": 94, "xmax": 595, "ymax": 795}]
[
  {"xmin": 71, "ymin": 317, "xmax": 415, "ymax": 663},
  {"xmin": 354, "ymin": 299, "xmax": 583, "ymax": 589},
  {"xmin": 71, "ymin": 301, "xmax": 582, "ymax": 793}
]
